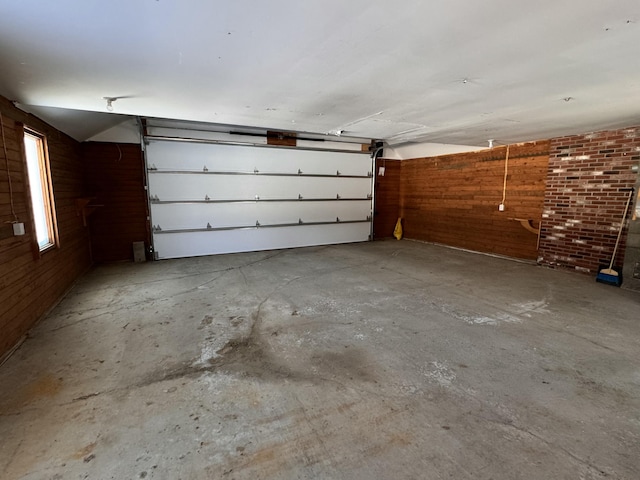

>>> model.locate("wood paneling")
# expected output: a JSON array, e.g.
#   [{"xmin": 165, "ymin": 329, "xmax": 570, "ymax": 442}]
[
  {"xmin": 373, "ymin": 158, "xmax": 401, "ymax": 239},
  {"xmin": 82, "ymin": 142, "xmax": 150, "ymax": 263},
  {"xmin": 0, "ymin": 96, "xmax": 91, "ymax": 359},
  {"xmin": 400, "ymin": 141, "xmax": 550, "ymax": 259}
]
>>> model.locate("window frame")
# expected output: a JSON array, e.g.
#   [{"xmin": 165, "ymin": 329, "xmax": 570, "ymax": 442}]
[{"xmin": 22, "ymin": 127, "xmax": 58, "ymax": 254}]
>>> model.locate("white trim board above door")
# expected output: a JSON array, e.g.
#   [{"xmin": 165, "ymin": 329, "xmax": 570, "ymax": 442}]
[{"xmin": 145, "ymin": 135, "xmax": 373, "ymax": 259}]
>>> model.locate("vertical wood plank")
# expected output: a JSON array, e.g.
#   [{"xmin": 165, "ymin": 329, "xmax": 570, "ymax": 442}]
[
  {"xmin": 82, "ymin": 142, "xmax": 149, "ymax": 262},
  {"xmin": 398, "ymin": 141, "xmax": 550, "ymax": 259},
  {"xmin": 0, "ymin": 96, "xmax": 91, "ymax": 359}
]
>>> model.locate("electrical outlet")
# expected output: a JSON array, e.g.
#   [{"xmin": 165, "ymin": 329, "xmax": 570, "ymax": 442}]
[
  {"xmin": 12, "ymin": 222, "xmax": 25, "ymax": 235},
  {"xmin": 498, "ymin": 204, "xmax": 505, "ymax": 211}
]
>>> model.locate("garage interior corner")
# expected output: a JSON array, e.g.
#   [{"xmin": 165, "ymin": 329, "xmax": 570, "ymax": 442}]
[{"xmin": 1, "ymin": 240, "xmax": 639, "ymax": 479}]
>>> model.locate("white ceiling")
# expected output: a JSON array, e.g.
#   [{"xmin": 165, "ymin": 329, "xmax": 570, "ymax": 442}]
[{"xmin": 1, "ymin": 0, "xmax": 639, "ymax": 145}]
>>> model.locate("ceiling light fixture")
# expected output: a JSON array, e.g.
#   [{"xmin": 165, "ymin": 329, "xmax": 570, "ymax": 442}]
[
  {"xmin": 103, "ymin": 96, "xmax": 117, "ymax": 112},
  {"xmin": 488, "ymin": 139, "xmax": 494, "ymax": 148}
]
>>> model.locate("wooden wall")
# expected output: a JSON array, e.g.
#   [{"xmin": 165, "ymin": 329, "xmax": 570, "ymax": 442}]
[
  {"xmin": 373, "ymin": 158, "xmax": 401, "ymax": 239},
  {"xmin": 398, "ymin": 141, "xmax": 550, "ymax": 259},
  {"xmin": 82, "ymin": 142, "xmax": 150, "ymax": 263},
  {"xmin": 0, "ymin": 96, "xmax": 91, "ymax": 359}
]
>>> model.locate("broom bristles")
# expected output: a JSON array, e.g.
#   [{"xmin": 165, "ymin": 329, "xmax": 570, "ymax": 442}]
[{"xmin": 599, "ymin": 268, "xmax": 619, "ymax": 276}]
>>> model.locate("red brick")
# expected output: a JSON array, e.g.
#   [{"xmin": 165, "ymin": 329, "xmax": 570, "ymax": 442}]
[{"xmin": 539, "ymin": 125, "xmax": 639, "ymax": 273}]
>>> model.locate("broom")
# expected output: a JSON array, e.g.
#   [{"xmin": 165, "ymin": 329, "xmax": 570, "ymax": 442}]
[{"xmin": 596, "ymin": 187, "xmax": 635, "ymax": 286}]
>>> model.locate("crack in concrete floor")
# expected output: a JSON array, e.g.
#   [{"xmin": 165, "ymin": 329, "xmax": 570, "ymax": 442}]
[{"xmin": 1, "ymin": 241, "xmax": 639, "ymax": 479}]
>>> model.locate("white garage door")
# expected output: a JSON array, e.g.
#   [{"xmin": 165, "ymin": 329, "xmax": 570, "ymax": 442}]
[{"xmin": 145, "ymin": 133, "xmax": 373, "ymax": 259}]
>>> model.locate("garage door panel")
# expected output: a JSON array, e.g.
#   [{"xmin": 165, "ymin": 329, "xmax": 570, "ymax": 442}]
[
  {"xmin": 151, "ymin": 201, "xmax": 371, "ymax": 231},
  {"xmin": 145, "ymin": 136, "xmax": 373, "ymax": 259},
  {"xmin": 149, "ymin": 175, "xmax": 371, "ymax": 202},
  {"xmin": 147, "ymin": 142, "xmax": 370, "ymax": 177},
  {"xmin": 152, "ymin": 223, "xmax": 371, "ymax": 259}
]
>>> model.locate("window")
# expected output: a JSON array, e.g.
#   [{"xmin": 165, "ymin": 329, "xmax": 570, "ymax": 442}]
[{"xmin": 23, "ymin": 129, "xmax": 57, "ymax": 251}]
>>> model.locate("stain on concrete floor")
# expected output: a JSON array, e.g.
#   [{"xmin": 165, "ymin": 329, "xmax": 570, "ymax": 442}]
[{"xmin": 1, "ymin": 240, "xmax": 639, "ymax": 479}]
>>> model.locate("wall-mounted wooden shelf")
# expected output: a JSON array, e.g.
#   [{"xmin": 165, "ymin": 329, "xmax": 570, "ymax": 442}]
[{"xmin": 509, "ymin": 217, "xmax": 539, "ymax": 235}]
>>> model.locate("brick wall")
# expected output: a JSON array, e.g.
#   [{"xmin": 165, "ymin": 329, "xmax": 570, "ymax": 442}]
[{"xmin": 538, "ymin": 127, "xmax": 640, "ymax": 273}]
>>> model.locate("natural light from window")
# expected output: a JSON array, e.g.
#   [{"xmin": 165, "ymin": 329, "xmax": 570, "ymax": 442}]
[{"xmin": 24, "ymin": 130, "xmax": 56, "ymax": 250}]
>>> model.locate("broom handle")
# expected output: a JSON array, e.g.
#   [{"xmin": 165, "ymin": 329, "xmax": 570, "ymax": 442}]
[{"xmin": 608, "ymin": 188, "xmax": 635, "ymax": 270}]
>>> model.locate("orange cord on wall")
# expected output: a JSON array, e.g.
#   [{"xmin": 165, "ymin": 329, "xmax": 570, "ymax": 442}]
[{"xmin": 500, "ymin": 144, "xmax": 510, "ymax": 207}]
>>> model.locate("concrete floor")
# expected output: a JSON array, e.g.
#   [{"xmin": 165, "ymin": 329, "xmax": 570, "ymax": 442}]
[{"xmin": 1, "ymin": 240, "xmax": 639, "ymax": 480}]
